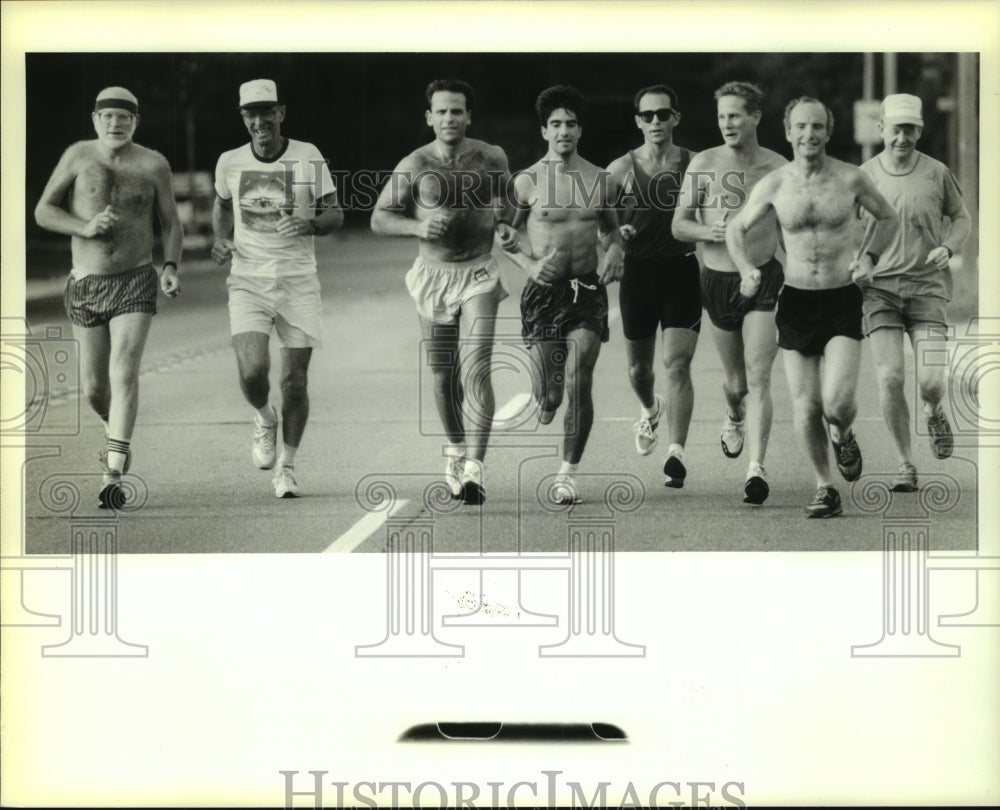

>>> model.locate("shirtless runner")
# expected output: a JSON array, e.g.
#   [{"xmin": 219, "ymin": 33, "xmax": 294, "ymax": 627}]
[
  {"xmin": 371, "ymin": 79, "xmax": 516, "ymax": 504},
  {"xmin": 35, "ymin": 86, "xmax": 183, "ymax": 509},
  {"xmin": 503, "ymin": 85, "xmax": 625, "ymax": 504},
  {"xmin": 727, "ymin": 97, "xmax": 898, "ymax": 517},
  {"xmin": 673, "ymin": 81, "xmax": 787, "ymax": 504}
]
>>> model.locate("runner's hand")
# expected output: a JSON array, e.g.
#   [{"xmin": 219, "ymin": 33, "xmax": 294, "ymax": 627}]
[
  {"xmin": 599, "ymin": 242, "xmax": 625, "ymax": 285},
  {"xmin": 740, "ymin": 268, "xmax": 761, "ymax": 298},
  {"xmin": 926, "ymin": 246, "xmax": 951, "ymax": 271},
  {"xmin": 850, "ymin": 253, "xmax": 874, "ymax": 287},
  {"xmin": 161, "ymin": 265, "xmax": 181, "ymax": 298},
  {"xmin": 81, "ymin": 205, "xmax": 118, "ymax": 238},
  {"xmin": 619, "ymin": 224, "xmax": 637, "ymax": 243},
  {"xmin": 711, "ymin": 210, "xmax": 729, "ymax": 243},
  {"xmin": 416, "ymin": 214, "xmax": 451, "ymax": 240},
  {"xmin": 276, "ymin": 210, "xmax": 312, "ymax": 236},
  {"xmin": 528, "ymin": 247, "xmax": 560, "ymax": 287},
  {"xmin": 211, "ymin": 239, "xmax": 234, "ymax": 265},
  {"xmin": 495, "ymin": 222, "xmax": 520, "ymax": 253}
]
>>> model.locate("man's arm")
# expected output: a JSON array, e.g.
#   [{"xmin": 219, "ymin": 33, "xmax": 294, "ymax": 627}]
[
  {"xmin": 602, "ymin": 155, "xmax": 637, "ymax": 245},
  {"xmin": 491, "ymin": 147, "xmax": 521, "ymax": 251},
  {"xmin": 370, "ymin": 155, "xmax": 448, "ymax": 240},
  {"xmin": 725, "ymin": 172, "xmax": 780, "ymax": 295},
  {"xmin": 499, "ymin": 171, "xmax": 558, "ymax": 286},
  {"xmin": 672, "ymin": 156, "xmax": 724, "ymax": 244},
  {"xmin": 928, "ymin": 168, "xmax": 972, "ymax": 270},
  {"xmin": 151, "ymin": 154, "xmax": 184, "ymax": 296},
  {"xmin": 597, "ymin": 171, "xmax": 625, "ymax": 285},
  {"xmin": 34, "ymin": 144, "xmax": 119, "ymax": 238},
  {"xmin": 211, "ymin": 194, "xmax": 235, "ymax": 265}
]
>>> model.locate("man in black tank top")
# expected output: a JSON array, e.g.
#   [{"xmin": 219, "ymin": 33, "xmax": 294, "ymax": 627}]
[{"xmin": 606, "ymin": 84, "xmax": 700, "ymax": 489}]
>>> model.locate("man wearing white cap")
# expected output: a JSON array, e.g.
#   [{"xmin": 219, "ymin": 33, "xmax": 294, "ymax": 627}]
[
  {"xmin": 859, "ymin": 92, "xmax": 972, "ymax": 492},
  {"xmin": 212, "ymin": 79, "xmax": 343, "ymax": 498},
  {"xmin": 35, "ymin": 86, "xmax": 184, "ymax": 509},
  {"xmin": 726, "ymin": 96, "xmax": 898, "ymax": 518}
]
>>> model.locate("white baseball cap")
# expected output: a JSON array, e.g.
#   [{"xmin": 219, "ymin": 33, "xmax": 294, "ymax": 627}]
[
  {"xmin": 239, "ymin": 79, "xmax": 279, "ymax": 108},
  {"xmin": 881, "ymin": 93, "xmax": 923, "ymax": 126}
]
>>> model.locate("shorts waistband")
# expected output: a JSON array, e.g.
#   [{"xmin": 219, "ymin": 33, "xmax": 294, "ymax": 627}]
[
  {"xmin": 704, "ymin": 256, "xmax": 780, "ymax": 277},
  {"xmin": 781, "ymin": 282, "xmax": 860, "ymax": 300},
  {"xmin": 71, "ymin": 262, "xmax": 155, "ymax": 281},
  {"xmin": 415, "ymin": 254, "xmax": 496, "ymax": 273}
]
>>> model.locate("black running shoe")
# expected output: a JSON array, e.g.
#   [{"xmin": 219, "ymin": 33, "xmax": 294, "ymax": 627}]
[
  {"xmin": 831, "ymin": 430, "xmax": 863, "ymax": 482},
  {"xmin": 805, "ymin": 485, "xmax": 842, "ymax": 518},
  {"xmin": 743, "ymin": 475, "xmax": 769, "ymax": 505},
  {"xmin": 461, "ymin": 462, "xmax": 485, "ymax": 505},
  {"xmin": 663, "ymin": 454, "xmax": 686, "ymax": 489},
  {"xmin": 98, "ymin": 472, "xmax": 127, "ymax": 510}
]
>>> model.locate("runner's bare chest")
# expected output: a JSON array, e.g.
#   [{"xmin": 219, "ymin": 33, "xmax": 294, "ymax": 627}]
[{"xmin": 775, "ymin": 172, "xmax": 854, "ymax": 233}]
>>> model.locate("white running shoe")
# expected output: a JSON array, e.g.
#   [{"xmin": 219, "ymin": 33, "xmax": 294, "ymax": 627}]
[
  {"xmin": 445, "ymin": 456, "xmax": 464, "ymax": 499},
  {"xmin": 633, "ymin": 394, "xmax": 665, "ymax": 456},
  {"xmin": 252, "ymin": 406, "xmax": 278, "ymax": 470},
  {"xmin": 550, "ymin": 474, "xmax": 582, "ymax": 505},
  {"xmin": 721, "ymin": 412, "xmax": 745, "ymax": 458},
  {"xmin": 273, "ymin": 465, "xmax": 301, "ymax": 498}
]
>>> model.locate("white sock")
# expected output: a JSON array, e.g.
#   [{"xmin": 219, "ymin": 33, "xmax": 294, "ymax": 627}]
[
  {"xmin": 444, "ymin": 442, "xmax": 466, "ymax": 460},
  {"xmin": 558, "ymin": 461, "xmax": 578, "ymax": 476},
  {"xmin": 668, "ymin": 443, "xmax": 684, "ymax": 459},
  {"xmin": 278, "ymin": 445, "xmax": 298, "ymax": 468},
  {"xmin": 463, "ymin": 458, "xmax": 482, "ymax": 479},
  {"xmin": 641, "ymin": 398, "xmax": 660, "ymax": 419},
  {"xmin": 255, "ymin": 405, "xmax": 276, "ymax": 425},
  {"xmin": 748, "ymin": 461, "xmax": 765, "ymax": 479}
]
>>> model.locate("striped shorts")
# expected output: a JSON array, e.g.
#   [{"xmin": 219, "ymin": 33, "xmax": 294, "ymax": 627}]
[{"xmin": 63, "ymin": 264, "xmax": 158, "ymax": 328}]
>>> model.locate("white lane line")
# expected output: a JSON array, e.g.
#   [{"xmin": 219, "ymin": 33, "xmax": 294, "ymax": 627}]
[
  {"xmin": 325, "ymin": 499, "xmax": 409, "ymax": 553},
  {"xmin": 493, "ymin": 391, "xmax": 533, "ymax": 425}
]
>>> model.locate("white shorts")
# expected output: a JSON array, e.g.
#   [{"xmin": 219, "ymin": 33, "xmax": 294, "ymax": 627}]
[
  {"xmin": 226, "ymin": 272, "xmax": 323, "ymax": 348},
  {"xmin": 405, "ymin": 254, "xmax": 508, "ymax": 324}
]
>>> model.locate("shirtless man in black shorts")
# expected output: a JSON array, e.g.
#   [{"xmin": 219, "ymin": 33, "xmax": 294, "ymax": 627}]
[
  {"xmin": 727, "ymin": 97, "xmax": 897, "ymax": 517},
  {"xmin": 607, "ymin": 84, "xmax": 700, "ymax": 489},
  {"xmin": 35, "ymin": 86, "xmax": 183, "ymax": 509},
  {"xmin": 372, "ymin": 79, "xmax": 515, "ymax": 504},
  {"xmin": 674, "ymin": 81, "xmax": 787, "ymax": 504},
  {"xmin": 503, "ymin": 86, "xmax": 625, "ymax": 504}
]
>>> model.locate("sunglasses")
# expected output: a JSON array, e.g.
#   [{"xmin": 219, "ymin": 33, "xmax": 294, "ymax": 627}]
[{"xmin": 637, "ymin": 108, "xmax": 678, "ymax": 123}]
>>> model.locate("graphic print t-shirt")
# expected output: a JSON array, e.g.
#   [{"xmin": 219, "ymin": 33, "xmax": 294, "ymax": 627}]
[{"xmin": 214, "ymin": 138, "xmax": 336, "ymax": 278}]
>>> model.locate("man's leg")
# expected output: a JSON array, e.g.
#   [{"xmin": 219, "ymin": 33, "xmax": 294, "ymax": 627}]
[
  {"xmin": 709, "ymin": 322, "xmax": 748, "ymax": 459},
  {"xmin": 625, "ymin": 335, "xmax": 657, "ymax": 409},
  {"xmin": 742, "ymin": 311, "xmax": 779, "ymax": 469},
  {"xmin": 530, "ymin": 338, "xmax": 567, "ymax": 425},
  {"xmin": 561, "ymin": 328, "xmax": 602, "ymax": 465},
  {"xmin": 419, "ymin": 316, "xmax": 464, "ymax": 445},
  {"xmin": 868, "ymin": 326, "xmax": 912, "ymax": 465},
  {"xmin": 277, "ymin": 347, "xmax": 313, "ymax": 453},
  {"xmin": 105, "ymin": 312, "xmax": 153, "ymax": 451},
  {"xmin": 73, "ymin": 324, "xmax": 112, "ymax": 426},
  {"xmin": 232, "ymin": 331, "xmax": 279, "ymax": 470},
  {"xmin": 911, "ymin": 323, "xmax": 953, "ymax": 459},
  {"xmin": 821, "ymin": 336, "xmax": 864, "ymax": 482},
  {"xmin": 661, "ymin": 327, "xmax": 698, "ymax": 450},
  {"xmin": 782, "ymin": 349, "xmax": 832, "ymax": 486},
  {"xmin": 458, "ymin": 292, "xmax": 501, "ymax": 463}
]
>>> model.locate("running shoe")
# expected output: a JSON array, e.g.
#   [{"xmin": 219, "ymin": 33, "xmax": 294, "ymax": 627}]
[
  {"xmin": 445, "ymin": 456, "xmax": 464, "ymax": 499},
  {"xmin": 926, "ymin": 407, "xmax": 954, "ymax": 459},
  {"xmin": 97, "ymin": 470, "xmax": 127, "ymax": 510},
  {"xmin": 633, "ymin": 394, "xmax": 665, "ymax": 456},
  {"xmin": 252, "ymin": 406, "xmax": 278, "ymax": 470},
  {"xmin": 891, "ymin": 461, "xmax": 918, "ymax": 493},
  {"xmin": 550, "ymin": 474, "xmax": 582, "ymax": 505},
  {"xmin": 663, "ymin": 453, "xmax": 687, "ymax": 489},
  {"xmin": 98, "ymin": 447, "xmax": 131, "ymax": 474},
  {"xmin": 721, "ymin": 412, "xmax": 745, "ymax": 458},
  {"xmin": 805, "ymin": 485, "xmax": 842, "ymax": 518},
  {"xmin": 273, "ymin": 465, "xmax": 301, "ymax": 498},
  {"xmin": 830, "ymin": 429, "xmax": 863, "ymax": 482},
  {"xmin": 743, "ymin": 469, "xmax": 770, "ymax": 505},
  {"xmin": 460, "ymin": 461, "xmax": 485, "ymax": 506}
]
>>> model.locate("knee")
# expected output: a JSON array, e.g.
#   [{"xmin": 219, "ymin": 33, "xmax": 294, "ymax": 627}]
[
  {"xmin": 823, "ymin": 395, "xmax": 856, "ymax": 426},
  {"xmin": 745, "ymin": 361, "xmax": 772, "ymax": 393},
  {"xmin": 793, "ymin": 394, "xmax": 823, "ymax": 423},
  {"xmin": 628, "ymin": 359, "xmax": 653, "ymax": 388},
  {"xmin": 566, "ymin": 367, "xmax": 594, "ymax": 402},
  {"xmin": 877, "ymin": 368, "xmax": 906, "ymax": 398},
  {"xmin": 80, "ymin": 371, "xmax": 109, "ymax": 402},
  {"xmin": 663, "ymin": 355, "xmax": 693, "ymax": 384},
  {"xmin": 107, "ymin": 364, "xmax": 139, "ymax": 391},
  {"xmin": 280, "ymin": 369, "xmax": 309, "ymax": 401}
]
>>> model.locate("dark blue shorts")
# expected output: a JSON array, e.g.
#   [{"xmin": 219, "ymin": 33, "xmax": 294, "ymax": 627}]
[
  {"xmin": 64, "ymin": 264, "xmax": 157, "ymax": 328},
  {"xmin": 619, "ymin": 252, "xmax": 702, "ymax": 340}
]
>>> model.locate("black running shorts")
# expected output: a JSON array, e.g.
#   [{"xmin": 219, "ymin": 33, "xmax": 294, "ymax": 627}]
[
  {"xmin": 700, "ymin": 257, "xmax": 783, "ymax": 332},
  {"xmin": 521, "ymin": 273, "xmax": 610, "ymax": 348},
  {"xmin": 776, "ymin": 283, "xmax": 864, "ymax": 356},
  {"xmin": 619, "ymin": 252, "xmax": 702, "ymax": 340}
]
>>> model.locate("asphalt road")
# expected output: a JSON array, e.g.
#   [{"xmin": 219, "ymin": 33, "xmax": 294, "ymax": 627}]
[{"xmin": 19, "ymin": 231, "xmax": 978, "ymax": 554}]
